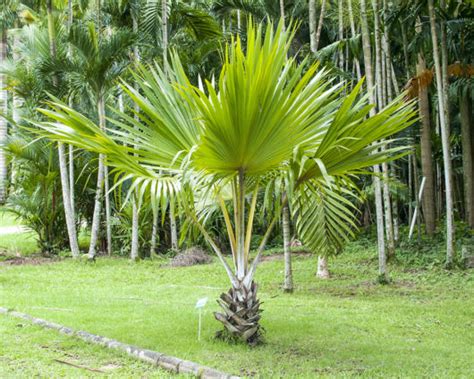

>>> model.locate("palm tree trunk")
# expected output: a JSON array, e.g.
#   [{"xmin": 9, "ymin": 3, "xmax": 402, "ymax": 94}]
[
  {"xmin": 162, "ymin": 0, "xmax": 168, "ymax": 69},
  {"xmin": 460, "ymin": 91, "xmax": 474, "ymax": 228},
  {"xmin": 67, "ymin": 0, "xmax": 76, "ymax": 226},
  {"xmin": 372, "ymin": 0, "xmax": 394, "ymax": 260},
  {"xmin": 130, "ymin": 8, "xmax": 140, "ymax": 260},
  {"xmin": 428, "ymin": 0, "xmax": 455, "ymax": 267},
  {"xmin": 417, "ymin": 53, "xmax": 436, "ymax": 235},
  {"xmin": 309, "ymin": 0, "xmax": 317, "ymax": 52},
  {"xmin": 314, "ymin": 0, "xmax": 327, "ymax": 52},
  {"xmin": 10, "ymin": 25, "xmax": 21, "ymax": 186},
  {"xmin": 214, "ymin": 281, "xmax": 263, "ymax": 346},
  {"xmin": 316, "ymin": 256, "xmax": 330, "ymax": 279},
  {"xmin": 0, "ymin": 30, "xmax": 8, "ymax": 204},
  {"xmin": 58, "ymin": 143, "xmax": 80, "ymax": 258},
  {"xmin": 88, "ymin": 96, "xmax": 106, "ymax": 259},
  {"xmin": 360, "ymin": 0, "xmax": 387, "ymax": 282},
  {"xmin": 347, "ymin": 0, "xmax": 362, "ymax": 81},
  {"xmin": 169, "ymin": 200, "xmax": 178, "ymax": 251},
  {"xmin": 150, "ymin": 207, "xmax": 159, "ymax": 255},
  {"xmin": 280, "ymin": 0, "xmax": 285, "ymax": 31},
  {"xmin": 214, "ymin": 173, "xmax": 263, "ymax": 345},
  {"xmin": 104, "ymin": 164, "xmax": 112, "ymax": 255},
  {"xmin": 130, "ymin": 200, "xmax": 140, "ymax": 260},
  {"xmin": 338, "ymin": 0, "xmax": 344, "ymax": 72},
  {"xmin": 282, "ymin": 201, "xmax": 293, "ymax": 292},
  {"xmin": 47, "ymin": 0, "xmax": 79, "ymax": 257}
]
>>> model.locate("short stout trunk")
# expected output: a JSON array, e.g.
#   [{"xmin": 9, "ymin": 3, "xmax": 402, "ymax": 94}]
[
  {"xmin": 316, "ymin": 256, "xmax": 330, "ymax": 279},
  {"xmin": 214, "ymin": 281, "xmax": 263, "ymax": 346}
]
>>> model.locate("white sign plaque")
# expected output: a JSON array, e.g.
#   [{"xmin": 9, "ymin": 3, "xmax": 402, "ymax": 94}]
[{"xmin": 195, "ymin": 297, "xmax": 208, "ymax": 309}]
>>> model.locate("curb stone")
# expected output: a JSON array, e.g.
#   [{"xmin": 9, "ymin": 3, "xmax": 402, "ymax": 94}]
[{"xmin": 0, "ymin": 307, "xmax": 240, "ymax": 379}]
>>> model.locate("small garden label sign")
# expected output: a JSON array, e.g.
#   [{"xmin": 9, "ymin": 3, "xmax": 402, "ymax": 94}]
[{"xmin": 195, "ymin": 297, "xmax": 208, "ymax": 341}]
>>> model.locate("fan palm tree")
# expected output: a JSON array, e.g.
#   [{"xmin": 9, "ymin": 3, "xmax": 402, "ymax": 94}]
[{"xmin": 35, "ymin": 21, "xmax": 416, "ymax": 344}]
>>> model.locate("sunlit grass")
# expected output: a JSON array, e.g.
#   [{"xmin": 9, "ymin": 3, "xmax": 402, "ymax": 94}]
[{"xmin": 1, "ymin": 247, "xmax": 472, "ymax": 378}]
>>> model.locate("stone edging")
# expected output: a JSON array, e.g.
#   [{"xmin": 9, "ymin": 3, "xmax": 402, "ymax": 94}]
[{"xmin": 0, "ymin": 307, "xmax": 239, "ymax": 379}]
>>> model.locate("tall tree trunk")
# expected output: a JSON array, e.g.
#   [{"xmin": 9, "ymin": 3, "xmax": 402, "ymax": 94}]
[
  {"xmin": 130, "ymin": 7, "xmax": 140, "ymax": 261},
  {"xmin": 67, "ymin": 0, "xmax": 76, "ymax": 226},
  {"xmin": 162, "ymin": 0, "xmax": 168, "ymax": 69},
  {"xmin": 47, "ymin": 0, "xmax": 80, "ymax": 257},
  {"xmin": 314, "ymin": 0, "xmax": 326, "ymax": 52},
  {"xmin": 58, "ymin": 143, "xmax": 80, "ymax": 258},
  {"xmin": 280, "ymin": 0, "xmax": 285, "ymax": 31},
  {"xmin": 10, "ymin": 25, "xmax": 21, "ymax": 186},
  {"xmin": 417, "ymin": 54, "xmax": 436, "ymax": 235},
  {"xmin": 460, "ymin": 91, "xmax": 474, "ymax": 228},
  {"xmin": 150, "ymin": 207, "xmax": 159, "ymax": 255},
  {"xmin": 88, "ymin": 96, "xmax": 106, "ymax": 259},
  {"xmin": 347, "ymin": 0, "xmax": 361, "ymax": 81},
  {"xmin": 282, "ymin": 201, "xmax": 293, "ymax": 292},
  {"xmin": 104, "ymin": 164, "xmax": 112, "ymax": 255},
  {"xmin": 338, "ymin": 0, "xmax": 344, "ymax": 72},
  {"xmin": 428, "ymin": 0, "xmax": 455, "ymax": 267},
  {"xmin": 316, "ymin": 256, "xmax": 330, "ymax": 279},
  {"xmin": 309, "ymin": 0, "xmax": 317, "ymax": 52},
  {"xmin": 373, "ymin": 0, "xmax": 394, "ymax": 260},
  {"xmin": 169, "ymin": 200, "xmax": 178, "ymax": 251},
  {"xmin": 0, "ymin": 30, "xmax": 8, "ymax": 204},
  {"xmin": 360, "ymin": 0, "xmax": 387, "ymax": 283}
]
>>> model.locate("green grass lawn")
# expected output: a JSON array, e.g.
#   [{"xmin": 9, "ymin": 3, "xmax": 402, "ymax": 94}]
[
  {"xmin": 0, "ymin": 315, "xmax": 177, "ymax": 378},
  {"xmin": 1, "ymin": 245, "xmax": 473, "ymax": 378}
]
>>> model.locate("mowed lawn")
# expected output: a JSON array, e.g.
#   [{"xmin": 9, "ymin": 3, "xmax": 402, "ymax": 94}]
[{"xmin": 1, "ymin": 242, "xmax": 473, "ymax": 378}]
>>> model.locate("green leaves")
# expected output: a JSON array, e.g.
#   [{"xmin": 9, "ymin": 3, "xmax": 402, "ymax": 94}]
[{"xmin": 189, "ymin": 21, "xmax": 337, "ymax": 176}]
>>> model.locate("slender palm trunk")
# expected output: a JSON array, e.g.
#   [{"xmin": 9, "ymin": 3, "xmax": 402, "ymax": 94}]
[
  {"xmin": 282, "ymin": 201, "xmax": 293, "ymax": 292},
  {"xmin": 428, "ymin": 0, "xmax": 455, "ymax": 267},
  {"xmin": 460, "ymin": 91, "xmax": 474, "ymax": 228},
  {"xmin": 47, "ymin": 0, "xmax": 79, "ymax": 257},
  {"xmin": 348, "ymin": 0, "xmax": 361, "ymax": 81},
  {"xmin": 280, "ymin": 0, "xmax": 285, "ymax": 31},
  {"xmin": 88, "ymin": 96, "xmax": 106, "ymax": 259},
  {"xmin": 338, "ymin": 0, "xmax": 344, "ymax": 72},
  {"xmin": 150, "ymin": 207, "xmax": 159, "ymax": 255},
  {"xmin": 59, "ymin": 143, "xmax": 80, "ymax": 257},
  {"xmin": 360, "ymin": 0, "xmax": 387, "ymax": 282},
  {"xmin": 373, "ymin": 0, "xmax": 394, "ymax": 260},
  {"xmin": 314, "ymin": 0, "xmax": 327, "ymax": 52},
  {"xmin": 169, "ymin": 200, "xmax": 178, "ymax": 251},
  {"xmin": 162, "ymin": 0, "xmax": 168, "ymax": 69},
  {"xmin": 10, "ymin": 26, "xmax": 21, "ymax": 186},
  {"xmin": 417, "ymin": 54, "xmax": 436, "ymax": 235},
  {"xmin": 104, "ymin": 164, "xmax": 112, "ymax": 255},
  {"xmin": 130, "ymin": 10, "xmax": 140, "ymax": 261},
  {"xmin": 0, "ymin": 30, "xmax": 7, "ymax": 204},
  {"xmin": 130, "ymin": 200, "xmax": 140, "ymax": 260},
  {"xmin": 309, "ymin": 0, "xmax": 317, "ymax": 52},
  {"xmin": 67, "ymin": 0, "xmax": 76, "ymax": 225}
]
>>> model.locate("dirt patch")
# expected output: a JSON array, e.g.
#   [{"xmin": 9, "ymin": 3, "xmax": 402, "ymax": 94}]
[
  {"xmin": 0, "ymin": 254, "xmax": 58, "ymax": 266},
  {"xmin": 169, "ymin": 247, "xmax": 212, "ymax": 267},
  {"xmin": 260, "ymin": 251, "xmax": 312, "ymax": 262}
]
